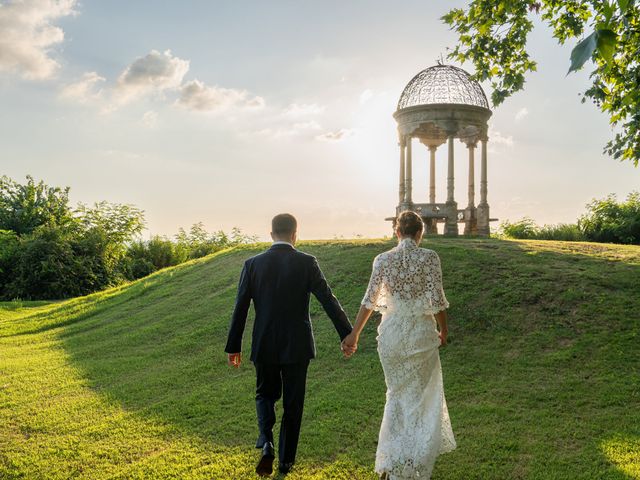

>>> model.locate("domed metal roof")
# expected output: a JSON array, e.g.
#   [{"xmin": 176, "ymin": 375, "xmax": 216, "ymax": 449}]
[{"xmin": 397, "ymin": 64, "xmax": 490, "ymax": 110}]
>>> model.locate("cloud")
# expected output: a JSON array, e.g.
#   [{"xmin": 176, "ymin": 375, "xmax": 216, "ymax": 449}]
[
  {"xmin": 359, "ymin": 89, "xmax": 374, "ymax": 104},
  {"xmin": 59, "ymin": 71, "xmax": 105, "ymax": 104},
  {"xmin": 315, "ymin": 128, "xmax": 354, "ymax": 142},
  {"xmin": 283, "ymin": 103, "xmax": 325, "ymax": 117},
  {"xmin": 0, "ymin": 0, "xmax": 77, "ymax": 79},
  {"xmin": 140, "ymin": 110, "xmax": 158, "ymax": 128},
  {"xmin": 489, "ymin": 128, "xmax": 514, "ymax": 147},
  {"xmin": 515, "ymin": 107, "xmax": 529, "ymax": 121},
  {"xmin": 114, "ymin": 49, "xmax": 189, "ymax": 104},
  {"xmin": 60, "ymin": 49, "xmax": 264, "ymax": 115},
  {"xmin": 176, "ymin": 79, "xmax": 264, "ymax": 112},
  {"xmin": 255, "ymin": 120, "xmax": 321, "ymax": 139}
]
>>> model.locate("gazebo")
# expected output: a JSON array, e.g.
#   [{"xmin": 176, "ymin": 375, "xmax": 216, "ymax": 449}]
[{"xmin": 389, "ymin": 64, "xmax": 495, "ymax": 236}]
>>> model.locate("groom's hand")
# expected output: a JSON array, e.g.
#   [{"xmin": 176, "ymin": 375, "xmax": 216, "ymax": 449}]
[
  {"xmin": 341, "ymin": 333, "xmax": 358, "ymax": 358},
  {"xmin": 227, "ymin": 352, "xmax": 242, "ymax": 368}
]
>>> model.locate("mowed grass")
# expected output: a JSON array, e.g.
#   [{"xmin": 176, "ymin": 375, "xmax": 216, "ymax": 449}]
[{"xmin": 1, "ymin": 238, "xmax": 639, "ymax": 480}]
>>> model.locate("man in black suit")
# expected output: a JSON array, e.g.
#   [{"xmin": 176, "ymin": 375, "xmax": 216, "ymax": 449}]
[{"xmin": 225, "ymin": 213, "xmax": 353, "ymax": 476}]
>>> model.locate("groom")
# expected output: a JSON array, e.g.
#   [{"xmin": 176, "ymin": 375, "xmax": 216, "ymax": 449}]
[{"xmin": 225, "ymin": 213, "xmax": 353, "ymax": 476}]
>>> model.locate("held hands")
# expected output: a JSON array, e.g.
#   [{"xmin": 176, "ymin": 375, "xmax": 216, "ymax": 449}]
[
  {"xmin": 227, "ymin": 352, "xmax": 242, "ymax": 368},
  {"xmin": 341, "ymin": 332, "xmax": 358, "ymax": 359}
]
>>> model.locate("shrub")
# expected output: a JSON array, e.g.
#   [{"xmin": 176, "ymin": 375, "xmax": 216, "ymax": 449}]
[
  {"xmin": 5, "ymin": 225, "xmax": 83, "ymax": 300},
  {"xmin": 499, "ymin": 219, "xmax": 585, "ymax": 242},
  {"xmin": 578, "ymin": 192, "xmax": 640, "ymax": 245},
  {"xmin": 536, "ymin": 223, "xmax": 586, "ymax": 242},
  {"xmin": 0, "ymin": 229, "xmax": 20, "ymax": 297},
  {"xmin": 124, "ymin": 236, "xmax": 188, "ymax": 280},
  {"xmin": 499, "ymin": 218, "xmax": 539, "ymax": 239}
]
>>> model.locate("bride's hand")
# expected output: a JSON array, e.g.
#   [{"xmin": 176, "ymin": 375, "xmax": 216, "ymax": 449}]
[
  {"xmin": 341, "ymin": 333, "xmax": 358, "ymax": 358},
  {"xmin": 438, "ymin": 328, "xmax": 448, "ymax": 346}
]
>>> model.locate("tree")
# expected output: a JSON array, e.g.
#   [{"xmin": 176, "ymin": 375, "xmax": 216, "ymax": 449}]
[
  {"xmin": 75, "ymin": 201, "xmax": 145, "ymax": 245},
  {"xmin": 0, "ymin": 175, "xmax": 75, "ymax": 235},
  {"xmin": 443, "ymin": 0, "xmax": 640, "ymax": 166}
]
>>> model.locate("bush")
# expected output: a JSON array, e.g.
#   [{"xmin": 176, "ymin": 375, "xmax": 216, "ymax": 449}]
[
  {"xmin": 578, "ymin": 192, "xmax": 640, "ymax": 245},
  {"xmin": 536, "ymin": 223, "xmax": 586, "ymax": 242},
  {"xmin": 175, "ymin": 223, "xmax": 257, "ymax": 259},
  {"xmin": 499, "ymin": 218, "xmax": 585, "ymax": 241},
  {"xmin": 0, "ymin": 229, "xmax": 20, "ymax": 297},
  {"xmin": 499, "ymin": 218, "xmax": 539, "ymax": 239},
  {"xmin": 127, "ymin": 257, "xmax": 156, "ymax": 279},
  {"xmin": 5, "ymin": 225, "xmax": 84, "ymax": 300},
  {"xmin": 124, "ymin": 236, "xmax": 188, "ymax": 280}
]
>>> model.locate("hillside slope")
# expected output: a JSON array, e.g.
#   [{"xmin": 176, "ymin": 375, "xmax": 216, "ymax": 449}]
[{"xmin": 1, "ymin": 238, "xmax": 639, "ymax": 479}]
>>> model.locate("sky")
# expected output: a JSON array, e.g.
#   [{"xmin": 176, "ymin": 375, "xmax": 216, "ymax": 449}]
[{"xmin": 1, "ymin": 0, "xmax": 638, "ymax": 241}]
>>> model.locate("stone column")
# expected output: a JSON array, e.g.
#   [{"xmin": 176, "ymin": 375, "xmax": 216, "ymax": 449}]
[
  {"xmin": 464, "ymin": 140, "xmax": 478, "ymax": 235},
  {"xmin": 446, "ymin": 135, "xmax": 454, "ymax": 203},
  {"xmin": 429, "ymin": 145, "xmax": 436, "ymax": 204},
  {"xmin": 398, "ymin": 136, "xmax": 405, "ymax": 205},
  {"xmin": 467, "ymin": 141, "xmax": 476, "ymax": 208},
  {"xmin": 480, "ymin": 137, "xmax": 488, "ymax": 206},
  {"xmin": 477, "ymin": 136, "xmax": 490, "ymax": 236},
  {"xmin": 405, "ymin": 135, "xmax": 413, "ymax": 203},
  {"xmin": 444, "ymin": 134, "xmax": 459, "ymax": 236}
]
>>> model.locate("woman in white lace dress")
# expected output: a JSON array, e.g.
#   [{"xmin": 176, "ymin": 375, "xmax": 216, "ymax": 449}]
[{"xmin": 342, "ymin": 211, "xmax": 456, "ymax": 479}]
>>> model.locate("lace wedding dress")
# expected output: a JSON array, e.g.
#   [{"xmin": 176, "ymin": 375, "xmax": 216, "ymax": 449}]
[{"xmin": 362, "ymin": 238, "xmax": 456, "ymax": 479}]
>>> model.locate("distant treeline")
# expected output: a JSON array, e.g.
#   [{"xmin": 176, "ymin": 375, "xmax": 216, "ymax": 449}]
[
  {"xmin": 0, "ymin": 175, "xmax": 256, "ymax": 301},
  {"xmin": 499, "ymin": 192, "xmax": 640, "ymax": 245}
]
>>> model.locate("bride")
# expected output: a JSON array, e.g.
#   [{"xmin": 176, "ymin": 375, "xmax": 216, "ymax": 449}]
[{"xmin": 341, "ymin": 211, "xmax": 456, "ymax": 479}]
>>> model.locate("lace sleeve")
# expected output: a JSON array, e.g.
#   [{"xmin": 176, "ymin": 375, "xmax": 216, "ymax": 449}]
[
  {"xmin": 429, "ymin": 252, "xmax": 449, "ymax": 312},
  {"xmin": 361, "ymin": 255, "xmax": 385, "ymax": 311}
]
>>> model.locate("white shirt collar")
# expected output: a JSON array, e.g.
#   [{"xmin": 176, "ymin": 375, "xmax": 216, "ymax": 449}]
[{"xmin": 272, "ymin": 240, "xmax": 294, "ymax": 247}]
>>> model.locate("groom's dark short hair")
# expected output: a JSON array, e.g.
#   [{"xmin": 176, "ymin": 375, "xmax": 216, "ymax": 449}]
[{"xmin": 272, "ymin": 213, "xmax": 297, "ymax": 235}]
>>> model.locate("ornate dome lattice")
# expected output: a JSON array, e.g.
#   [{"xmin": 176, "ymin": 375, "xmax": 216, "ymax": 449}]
[{"xmin": 397, "ymin": 64, "xmax": 489, "ymax": 110}]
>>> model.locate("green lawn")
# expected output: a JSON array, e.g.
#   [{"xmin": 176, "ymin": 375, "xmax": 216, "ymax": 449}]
[{"xmin": 1, "ymin": 238, "xmax": 639, "ymax": 479}]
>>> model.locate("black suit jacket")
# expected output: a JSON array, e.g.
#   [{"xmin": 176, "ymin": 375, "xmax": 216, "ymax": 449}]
[{"xmin": 224, "ymin": 244, "xmax": 352, "ymax": 364}]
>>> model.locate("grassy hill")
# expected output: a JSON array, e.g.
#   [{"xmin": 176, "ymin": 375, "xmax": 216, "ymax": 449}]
[{"xmin": 1, "ymin": 238, "xmax": 639, "ymax": 480}]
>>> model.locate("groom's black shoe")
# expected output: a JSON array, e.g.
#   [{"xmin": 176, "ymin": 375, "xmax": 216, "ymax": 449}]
[
  {"xmin": 256, "ymin": 442, "xmax": 275, "ymax": 477},
  {"xmin": 278, "ymin": 462, "xmax": 294, "ymax": 475}
]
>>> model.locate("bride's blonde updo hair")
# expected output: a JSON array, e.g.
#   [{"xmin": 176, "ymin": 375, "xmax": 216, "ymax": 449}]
[{"xmin": 396, "ymin": 211, "xmax": 424, "ymax": 237}]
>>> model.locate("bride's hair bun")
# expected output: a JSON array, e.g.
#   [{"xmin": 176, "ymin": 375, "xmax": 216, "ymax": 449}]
[{"xmin": 396, "ymin": 211, "xmax": 424, "ymax": 236}]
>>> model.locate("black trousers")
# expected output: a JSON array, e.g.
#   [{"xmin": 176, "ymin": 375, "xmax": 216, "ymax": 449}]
[{"xmin": 254, "ymin": 360, "xmax": 309, "ymax": 464}]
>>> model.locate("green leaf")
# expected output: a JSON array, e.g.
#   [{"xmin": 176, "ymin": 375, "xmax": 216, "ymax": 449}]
[
  {"xmin": 596, "ymin": 29, "xmax": 617, "ymax": 64},
  {"xmin": 602, "ymin": 2, "xmax": 615, "ymax": 25},
  {"xmin": 617, "ymin": 0, "xmax": 630, "ymax": 12},
  {"xmin": 568, "ymin": 31, "xmax": 597, "ymax": 74},
  {"xmin": 621, "ymin": 92, "xmax": 634, "ymax": 106}
]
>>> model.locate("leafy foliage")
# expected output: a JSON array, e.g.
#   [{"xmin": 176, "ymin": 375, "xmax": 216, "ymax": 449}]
[
  {"xmin": 499, "ymin": 217, "xmax": 540, "ymax": 239},
  {"xmin": 499, "ymin": 191, "xmax": 640, "ymax": 244},
  {"xmin": 175, "ymin": 222, "xmax": 258, "ymax": 260},
  {"xmin": 123, "ymin": 224, "xmax": 258, "ymax": 281},
  {"xmin": 0, "ymin": 176, "xmax": 257, "ymax": 299},
  {"xmin": 0, "ymin": 175, "xmax": 75, "ymax": 235},
  {"xmin": 499, "ymin": 218, "xmax": 586, "ymax": 241},
  {"xmin": 578, "ymin": 191, "xmax": 640, "ymax": 243},
  {"xmin": 443, "ymin": 0, "xmax": 640, "ymax": 165},
  {"xmin": 6, "ymin": 225, "xmax": 86, "ymax": 300}
]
